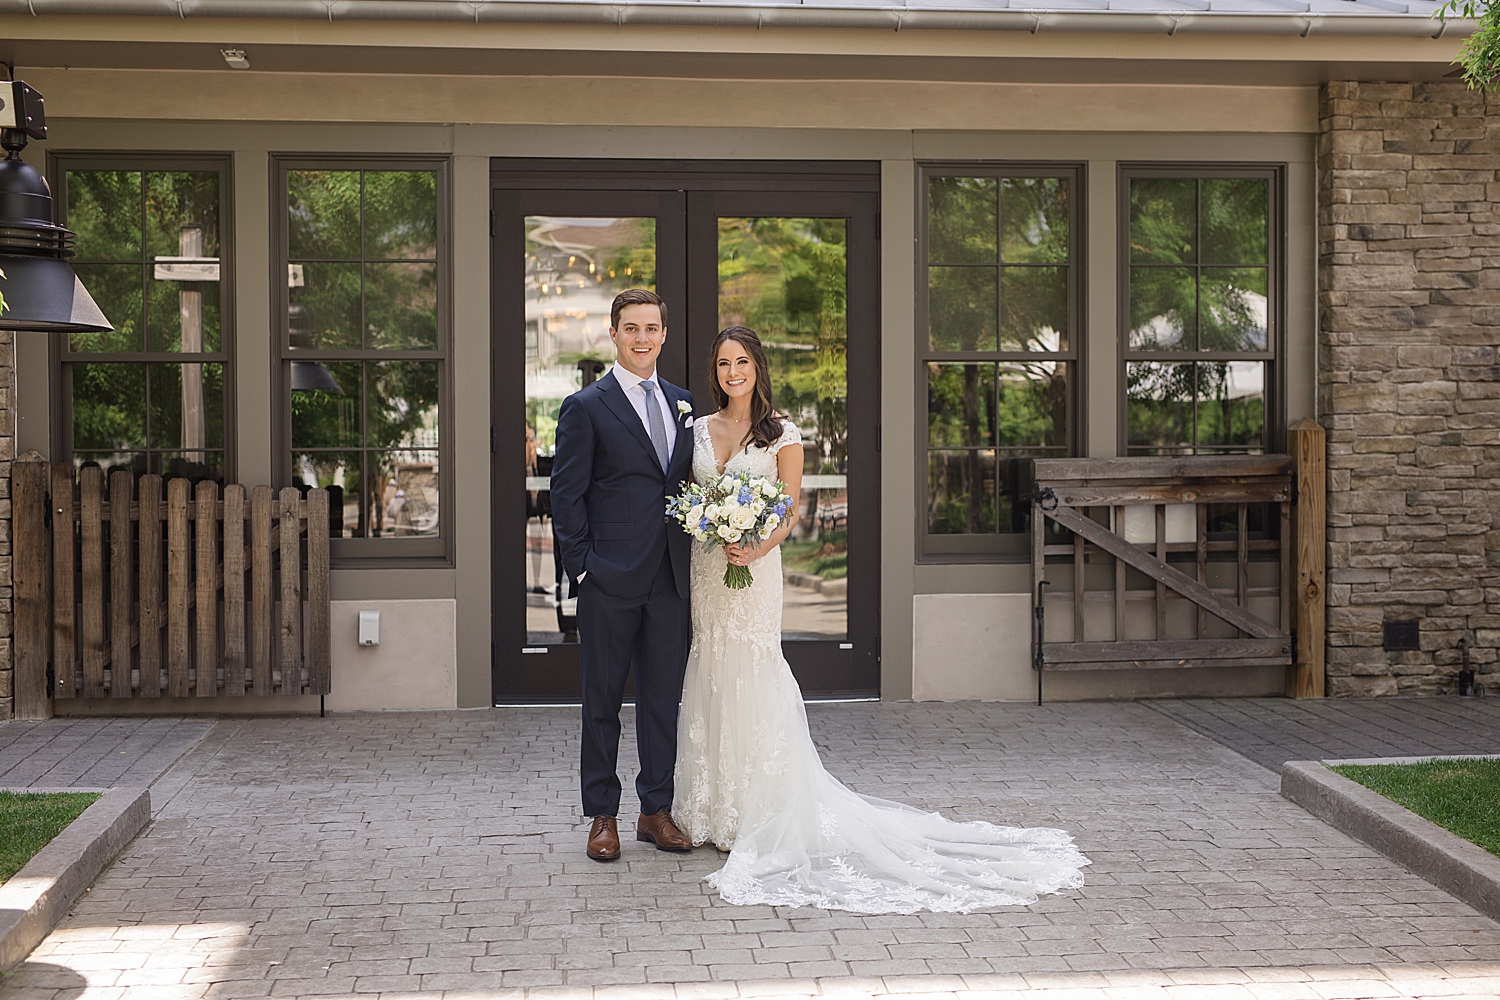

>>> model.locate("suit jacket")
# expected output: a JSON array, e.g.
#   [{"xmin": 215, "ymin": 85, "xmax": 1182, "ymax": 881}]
[{"xmin": 550, "ymin": 370, "xmax": 694, "ymax": 601}]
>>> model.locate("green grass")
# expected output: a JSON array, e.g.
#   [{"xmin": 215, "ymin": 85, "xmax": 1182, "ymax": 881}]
[
  {"xmin": 780, "ymin": 532, "xmax": 847, "ymax": 580},
  {"xmin": 0, "ymin": 791, "xmax": 101, "ymax": 885},
  {"xmin": 1330, "ymin": 758, "xmax": 1500, "ymax": 858}
]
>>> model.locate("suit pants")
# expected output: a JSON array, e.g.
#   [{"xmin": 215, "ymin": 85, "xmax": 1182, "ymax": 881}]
[{"xmin": 577, "ymin": 550, "xmax": 690, "ymax": 818}]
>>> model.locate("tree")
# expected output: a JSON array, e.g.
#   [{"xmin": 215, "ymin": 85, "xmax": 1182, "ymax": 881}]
[{"xmin": 1440, "ymin": 1, "xmax": 1500, "ymax": 90}]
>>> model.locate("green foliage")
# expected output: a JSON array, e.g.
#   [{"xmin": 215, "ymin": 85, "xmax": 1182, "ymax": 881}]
[
  {"xmin": 780, "ymin": 532, "xmax": 848, "ymax": 580},
  {"xmin": 0, "ymin": 792, "xmax": 100, "ymax": 885},
  {"xmin": 1439, "ymin": 0, "xmax": 1500, "ymax": 91},
  {"xmin": 1331, "ymin": 758, "xmax": 1500, "ymax": 857}
]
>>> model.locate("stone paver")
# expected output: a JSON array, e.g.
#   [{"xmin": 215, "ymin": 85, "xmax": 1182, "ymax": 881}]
[
  {"xmin": 1147, "ymin": 697, "xmax": 1500, "ymax": 772},
  {"xmin": 2, "ymin": 701, "xmax": 1500, "ymax": 998},
  {"xmin": 0, "ymin": 717, "xmax": 213, "ymax": 789}
]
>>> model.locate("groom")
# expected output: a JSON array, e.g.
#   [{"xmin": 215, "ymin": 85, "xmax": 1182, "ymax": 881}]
[{"xmin": 551, "ymin": 288, "xmax": 695, "ymax": 861}]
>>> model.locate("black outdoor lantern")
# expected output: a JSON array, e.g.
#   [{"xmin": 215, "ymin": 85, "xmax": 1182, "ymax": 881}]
[{"xmin": 0, "ymin": 81, "xmax": 112, "ymax": 334}]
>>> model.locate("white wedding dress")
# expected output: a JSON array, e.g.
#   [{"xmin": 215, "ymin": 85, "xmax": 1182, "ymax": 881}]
[{"xmin": 673, "ymin": 417, "xmax": 1090, "ymax": 914}]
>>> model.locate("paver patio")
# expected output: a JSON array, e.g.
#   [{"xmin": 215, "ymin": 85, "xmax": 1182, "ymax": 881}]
[{"xmin": 2, "ymin": 700, "xmax": 1500, "ymax": 999}]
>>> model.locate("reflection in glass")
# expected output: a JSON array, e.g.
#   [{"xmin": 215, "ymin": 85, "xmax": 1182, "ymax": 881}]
[
  {"xmin": 719, "ymin": 217, "xmax": 849, "ymax": 642},
  {"xmin": 365, "ymin": 261, "xmax": 438, "ymax": 349},
  {"xmin": 1201, "ymin": 268, "xmax": 1268, "ymax": 351},
  {"xmin": 145, "ymin": 172, "xmax": 220, "ymax": 261},
  {"xmin": 371, "ymin": 450, "xmax": 440, "ymax": 537},
  {"xmin": 72, "ymin": 363, "xmax": 148, "ymax": 451},
  {"xmin": 1129, "ymin": 266, "xmax": 1196, "ymax": 351},
  {"xmin": 524, "ymin": 216, "xmax": 657, "ymax": 644},
  {"xmin": 996, "ymin": 361, "xmax": 1067, "ymax": 449},
  {"xmin": 929, "ymin": 266, "xmax": 997, "ymax": 351},
  {"xmin": 1001, "ymin": 265, "xmax": 1067, "ymax": 351},
  {"xmin": 147, "ymin": 274, "xmax": 220, "ymax": 353},
  {"xmin": 1127, "ymin": 361, "xmax": 1195, "ymax": 453},
  {"xmin": 1202, "ymin": 178, "xmax": 1268, "ymax": 265},
  {"xmin": 1197, "ymin": 362, "xmax": 1265, "ymax": 451},
  {"xmin": 289, "ymin": 262, "xmax": 361, "ymax": 349},
  {"xmin": 291, "ymin": 361, "xmax": 361, "ymax": 449},
  {"xmin": 288, "ymin": 170, "xmax": 361, "ymax": 259},
  {"xmin": 67, "ymin": 172, "xmax": 143, "ymax": 261},
  {"xmin": 147, "ymin": 363, "xmax": 224, "ymax": 451},
  {"xmin": 71, "ymin": 264, "xmax": 143, "ymax": 353},
  {"xmin": 1001, "ymin": 177, "xmax": 1068, "ymax": 264},
  {"xmin": 363, "ymin": 172, "xmax": 438, "ymax": 259},
  {"xmin": 1130, "ymin": 178, "xmax": 1196, "ymax": 264},
  {"xmin": 928, "ymin": 363, "xmax": 995, "ymax": 448},
  {"xmin": 294, "ymin": 451, "xmax": 362, "ymax": 537},
  {"xmin": 1127, "ymin": 361, "xmax": 1263, "ymax": 455},
  {"xmin": 929, "ymin": 450, "xmax": 996, "ymax": 534},
  {"xmin": 928, "ymin": 177, "xmax": 996, "ymax": 264}
]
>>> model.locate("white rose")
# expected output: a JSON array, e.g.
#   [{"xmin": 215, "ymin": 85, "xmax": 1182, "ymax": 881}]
[
  {"xmin": 688, "ymin": 505, "xmax": 704, "ymax": 523},
  {"xmin": 705, "ymin": 504, "xmax": 721, "ymax": 522},
  {"xmin": 729, "ymin": 508, "xmax": 757, "ymax": 531},
  {"xmin": 719, "ymin": 475, "xmax": 736, "ymax": 493},
  {"xmin": 716, "ymin": 524, "xmax": 737, "ymax": 541}
]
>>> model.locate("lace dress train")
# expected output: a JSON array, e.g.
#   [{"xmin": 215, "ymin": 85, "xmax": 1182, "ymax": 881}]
[{"xmin": 673, "ymin": 419, "xmax": 1089, "ymax": 914}]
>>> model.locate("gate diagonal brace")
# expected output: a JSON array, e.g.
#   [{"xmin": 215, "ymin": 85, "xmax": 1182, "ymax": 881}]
[{"xmin": 1040, "ymin": 502, "xmax": 1287, "ymax": 641}]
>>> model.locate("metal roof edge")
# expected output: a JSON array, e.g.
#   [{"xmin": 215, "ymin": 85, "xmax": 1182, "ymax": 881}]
[{"xmin": 0, "ymin": 0, "xmax": 1475, "ymax": 37}]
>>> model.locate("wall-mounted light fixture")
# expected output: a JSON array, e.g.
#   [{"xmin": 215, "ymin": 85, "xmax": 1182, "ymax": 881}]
[{"xmin": 221, "ymin": 49, "xmax": 251, "ymax": 69}]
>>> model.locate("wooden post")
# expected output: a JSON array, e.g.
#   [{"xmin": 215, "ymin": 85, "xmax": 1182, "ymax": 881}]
[
  {"xmin": 13, "ymin": 452, "xmax": 51, "ymax": 720},
  {"xmin": 50, "ymin": 463, "xmax": 76, "ymax": 699},
  {"xmin": 279, "ymin": 488, "xmax": 304, "ymax": 695},
  {"xmin": 1288, "ymin": 418, "xmax": 1326, "ymax": 698},
  {"xmin": 109, "ymin": 470, "xmax": 134, "ymax": 699}
]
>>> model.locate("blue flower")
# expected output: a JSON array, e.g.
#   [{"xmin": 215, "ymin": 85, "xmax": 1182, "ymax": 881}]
[{"xmin": 699, "ymin": 517, "xmax": 711, "ymax": 531}]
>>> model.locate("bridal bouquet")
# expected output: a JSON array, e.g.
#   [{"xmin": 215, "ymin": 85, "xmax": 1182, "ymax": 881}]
[{"xmin": 667, "ymin": 471, "xmax": 794, "ymax": 589}]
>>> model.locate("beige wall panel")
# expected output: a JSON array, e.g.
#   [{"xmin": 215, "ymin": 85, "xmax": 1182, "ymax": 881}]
[
  {"xmin": 234, "ymin": 147, "xmax": 274, "ymax": 487},
  {"xmin": 881, "ymin": 157, "xmax": 917, "ymax": 701},
  {"xmin": 324, "ymin": 599, "xmax": 458, "ymax": 712},
  {"xmin": 912, "ymin": 594, "xmax": 1035, "ymax": 701},
  {"xmin": 22, "ymin": 68, "xmax": 1316, "ymax": 133}
]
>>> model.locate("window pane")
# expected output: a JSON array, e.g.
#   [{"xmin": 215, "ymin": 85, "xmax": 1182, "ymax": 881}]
[
  {"xmin": 153, "ymin": 452, "xmax": 225, "ymax": 483},
  {"xmin": 371, "ymin": 450, "xmax": 440, "ymax": 537},
  {"xmin": 365, "ymin": 262, "xmax": 438, "ymax": 350},
  {"xmin": 291, "ymin": 361, "xmax": 361, "ymax": 449},
  {"xmin": 364, "ymin": 171, "xmax": 437, "ymax": 260},
  {"xmin": 1126, "ymin": 361, "xmax": 1195, "ymax": 454},
  {"xmin": 1001, "ymin": 265, "xmax": 1068, "ymax": 351},
  {"xmin": 1001, "ymin": 177, "xmax": 1068, "ymax": 264},
  {"xmin": 147, "ymin": 275, "xmax": 221, "ymax": 353},
  {"xmin": 71, "ymin": 264, "xmax": 143, "ymax": 353},
  {"xmin": 928, "ymin": 450, "xmax": 996, "ymax": 534},
  {"xmin": 1196, "ymin": 361, "xmax": 1265, "ymax": 452},
  {"xmin": 928, "ymin": 363, "xmax": 995, "ymax": 448},
  {"xmin": 1130, "ymin": 178, "xmax": 1196, "ymax": 264},
  {"xmin": 74, "ymin": 451, "xmax": 145, "ymax": 476},
  {"xmin": 145, "ymin": 172, "xmax": 220, "ymax": 260},
  {"xmin": 294, "ymin": 451, "xmax": 363, "ymax": 538},
  {"xmin": 1129, "ymin": 266, "xmax": 1196, "ymax": 351},
  {"xmin": 1201, "ymin": 267, "xmax": 1268, "ymax": 352},
  {"xmin": 929, "ymin": 266, "xmax": 997, "ymax": 351},
  {"xmin": 71, "ymin": 363, "xmax": 147, "ymax": 451},
  {"xmin": 367, "ymin": 361, "xmax": 440, "ymax": 451},
  {"xmin": 68, "ymin": 171, "xmax": 141, "ymax": 261},
  {"xmin": 996, "ymin": 361, "xmax": 1068, "ymax": 449},
  {"xmin": 289, "ymin": 262, "xmax": 361, "ymax": 349},
  {"xmin": 928, "ymin": 177, "xmax": 996, "ymax": 264},
  {"xmin": 148, "ymin": 363, "xmax": 225, "ymax": 451},
  {"xmin": 1202, "ymin": 178, "xmax": 1268, "ymax": 265},
  {"xmin": 288, "ymin": 170, "xmax": 360, "ymax": 259}
]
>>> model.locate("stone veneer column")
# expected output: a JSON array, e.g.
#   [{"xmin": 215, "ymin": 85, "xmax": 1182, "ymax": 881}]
[{"xmin": 1319, "ymin": 80, "xmax": 1500, "ymax": 696}]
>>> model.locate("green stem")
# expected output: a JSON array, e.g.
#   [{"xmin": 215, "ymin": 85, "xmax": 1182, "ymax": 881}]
[{"xmin": 722, "ymin": 564, "xmax": 755, "ymax": 590}]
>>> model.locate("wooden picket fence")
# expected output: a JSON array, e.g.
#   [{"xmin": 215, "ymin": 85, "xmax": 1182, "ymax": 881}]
[{"xmin": 13, "ymin": 452, "xmax": 331, "ymax": 716}]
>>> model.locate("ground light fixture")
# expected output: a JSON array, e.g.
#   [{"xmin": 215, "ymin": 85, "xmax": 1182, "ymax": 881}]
[{"xmin": 0, "ymin": 81, "xmax": 112, "ymax": 334}]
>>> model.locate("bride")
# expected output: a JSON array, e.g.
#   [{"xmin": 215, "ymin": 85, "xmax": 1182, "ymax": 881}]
[{"xmin": 673, "ymin": 325, "xmax": 1090, "ymax": 915}]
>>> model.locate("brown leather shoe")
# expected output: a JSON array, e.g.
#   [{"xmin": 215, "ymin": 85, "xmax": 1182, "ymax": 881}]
[
  {"xmin": 637, "ymin": 809, "xmax": 692, "ymax": 852},
  {"xmin": 586, "ymin": 815, "xmax": 620, "ymax": 861}
]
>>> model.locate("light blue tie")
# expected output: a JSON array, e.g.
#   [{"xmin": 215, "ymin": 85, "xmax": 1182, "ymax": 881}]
[{"xmin": 640, "ymin": 380, "xmax": 670, "ymax": 472}]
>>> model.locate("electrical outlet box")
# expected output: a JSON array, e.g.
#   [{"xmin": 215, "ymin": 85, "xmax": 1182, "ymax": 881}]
[{"xmin": 358, "ymin": 610, "xmax": 380, "ymax": 647}]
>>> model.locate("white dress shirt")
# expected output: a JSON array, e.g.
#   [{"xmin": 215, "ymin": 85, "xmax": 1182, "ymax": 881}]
[{"xmin": 609, "ymin": 363, "xmax": 677, "ymax": 461}]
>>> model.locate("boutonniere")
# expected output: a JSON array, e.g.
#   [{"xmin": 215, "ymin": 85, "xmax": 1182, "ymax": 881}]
[{"xmin": 676, "ymin": 400, "xmax": 693, "ymax": 421}]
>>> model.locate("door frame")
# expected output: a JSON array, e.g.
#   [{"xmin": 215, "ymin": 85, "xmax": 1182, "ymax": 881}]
[{"xmin": 491, "ymin": 159, "xmax": 881, "ymax": 704}]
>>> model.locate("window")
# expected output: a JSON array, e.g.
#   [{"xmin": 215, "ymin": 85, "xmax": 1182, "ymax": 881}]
[
  {"xmin": 54, "ymin": 158, "xmax": 231, "ymax": 481},
  {"xmin": 919, "ymin": 166, "xmax": 1080, "ymax": 558},
  {"xmin": 1122, "ymin": 168, "xmax": 1280, "ymax": 455},
  {"xmin": 276, "ymin": 160, "xmax": 448, "ymax": 560}
]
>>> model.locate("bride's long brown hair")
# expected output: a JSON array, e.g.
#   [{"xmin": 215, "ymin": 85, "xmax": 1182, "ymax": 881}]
[{"xmin": 708, "ymin": 326, "xmax": 783, "ymax": 451}]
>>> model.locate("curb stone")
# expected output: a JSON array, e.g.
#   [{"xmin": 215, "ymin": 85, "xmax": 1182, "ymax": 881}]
[
  {"xmin": 1280, "ymin": 759, "xmax": 1500, "ymax": 925},
  {"xmin": 0, "ymin": 786, "xmax": 151, "ymax": 972}
]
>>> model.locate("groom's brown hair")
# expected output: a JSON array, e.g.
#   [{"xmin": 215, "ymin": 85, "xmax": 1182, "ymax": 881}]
[{"xmin": 610, "ymin": 288, "xmax": 667, "ymax": 330}]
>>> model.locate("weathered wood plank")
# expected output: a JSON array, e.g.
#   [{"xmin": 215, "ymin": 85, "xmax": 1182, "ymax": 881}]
[
  {"xmin": 1114, "ymin": 506, "xmax": 1126, "ymax": 643},
  {"xmin": 195, "ymin": 480, "xmax": 219, "ymax": 698},
  {"xmin": 1034, "ymin": 455, "xmax": 1294, "ymax": 483},
  {"xmin": 1290, "ymin": 418, "xmax": 1327, "ymax": 698},
  {"xmin": 1042, "ymin": 637, "xmax": 1294, "ymax": 664},
  {"xmin": 222, "ymin": 485, "xmax": 246, "ymax": 696},
  {"xmin": 1196, "ymin": 502, "xmax": 1208, "ymax": 641},
  {"xmin": 305, "ymin": 489, "xmax": 330, "ymax": 696},
  {"xmin": 1040, "ymin": 655, "xmax": 1294, "ymax": 672},
  {"xmin": 109, "ymin": 470, "xmax": 134, "ymax": 699},
  {"xmin": 79, "ymin": 466, "xmax": 107, "ymax": 698},
  {"xmin": 1280, "ymin": 499, "xmax": 1293, "ymax": 636},
  {"xmin": 1072, "ymin": 531, "xmax": 1084, "ymax": 643},
  {"xmin": 166, "ymin": 478, "xmax": 191, "ymax": 698},
  {"xmin": 1042, "ymin": 502, "xmax": 1285, "ymax": 640},
  {"xmin": 137, "ymin": 475, "xmax": 162, "ymax": 698},
  {"xmin": 1048, "ymin": 481, "xmax": 1290, "ymax": 507},
  {"xmin": 1236, "ymin": 502, "xmax": 1249, "ymax": 639},
  {"xmin": 1155, "ymin": 504, "xmax": 1167, "ymax": 641},
  {"xmin": 279, "ymin": 487, "xmax": 303, "ymax": 695},
  {"xmin": 250, "ymin": 486, "xmax": 273, "ymax": 697},
  {"xmin": 13, "ymin": 454, "xmax": 51, "ymax": 719},
  {"xmin": 50, "ymin": 463, "xmax": 76, "ymax": 700}
]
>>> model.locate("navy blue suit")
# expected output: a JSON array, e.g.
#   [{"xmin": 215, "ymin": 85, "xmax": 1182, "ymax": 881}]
[{"xmin": 550, "ymin": 369, "xmax": 694, "ymax": 818}]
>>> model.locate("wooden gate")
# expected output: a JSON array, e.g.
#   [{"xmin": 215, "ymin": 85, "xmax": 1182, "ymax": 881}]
[
  {"xmin": 1027, "ymin": 420, "xmax": 1326, "ymax": 700},
  {"xmin": 13, "ymin": 453, "xmax": 332, "ymax": 718}
]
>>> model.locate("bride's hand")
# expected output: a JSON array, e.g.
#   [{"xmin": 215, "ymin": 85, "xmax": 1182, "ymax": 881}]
[{"xmin": 723, "ymin": 541, "xmax": 761, "ymax": 566}]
